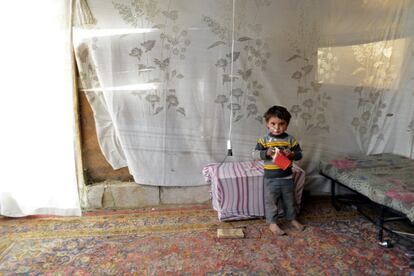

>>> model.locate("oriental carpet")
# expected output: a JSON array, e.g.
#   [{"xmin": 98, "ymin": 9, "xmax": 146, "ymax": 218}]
[{"xmin": 0, "ymin": 198, "xmax": 411, "ymax": 275}]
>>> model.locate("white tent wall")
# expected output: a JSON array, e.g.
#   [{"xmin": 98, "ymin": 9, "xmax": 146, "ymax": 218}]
[
  {"xmin": 0, "ymin": 0, "xmax": 82, "ymax": 217},
  {"xmin": 73, "ymin": 0, "xmax": 414, "ymax": 197}
]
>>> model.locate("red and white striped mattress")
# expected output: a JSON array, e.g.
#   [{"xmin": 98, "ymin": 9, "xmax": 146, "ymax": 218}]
[{"xmin": 203, "ymin": 160, "xmax": 306, "ymax": 221}]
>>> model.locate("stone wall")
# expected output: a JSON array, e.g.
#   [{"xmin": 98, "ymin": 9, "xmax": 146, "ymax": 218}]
[{"xmin": 85, "ymin": 182, "xmax": 210, "ymax": 210}]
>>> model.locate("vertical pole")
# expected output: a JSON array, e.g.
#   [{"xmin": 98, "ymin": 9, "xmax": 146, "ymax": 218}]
[{"xmin": 331, "ymin": 179, "xmax": 340, "ymax": 211}]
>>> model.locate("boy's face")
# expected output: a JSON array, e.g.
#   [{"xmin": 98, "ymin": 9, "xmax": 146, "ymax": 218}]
[{"xmin": 266, "ymin": 116, "xmax": 288, "ymax": 135}]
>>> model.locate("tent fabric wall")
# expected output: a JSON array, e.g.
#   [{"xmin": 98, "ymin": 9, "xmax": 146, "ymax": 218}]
[
  {"xmin": 73, "ymin": 0, "xmax": 414, "ymax": 191},
  {"xmin": 0, "ymin": 0, "xmax": 82, "ymax": 217}
]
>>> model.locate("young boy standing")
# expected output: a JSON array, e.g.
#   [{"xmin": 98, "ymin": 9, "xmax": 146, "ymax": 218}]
[{"xmin": 253, "ymin": 105, "xmax": 305, "ymax": 235}]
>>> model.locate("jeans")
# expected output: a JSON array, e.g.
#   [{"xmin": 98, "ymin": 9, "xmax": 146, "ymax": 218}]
[{"xmin": 264, "ymin": 177, "xmax": 296, "ymax": 223}]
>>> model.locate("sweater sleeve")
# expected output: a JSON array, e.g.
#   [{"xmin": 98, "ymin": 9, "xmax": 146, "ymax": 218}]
[
  {"xmin": 252, "ymin": 138, "xmax": 270, "ymax": 160},
  {"xmin": 289, "ymin": 139, "xmax": 302, "ymax": 161}
]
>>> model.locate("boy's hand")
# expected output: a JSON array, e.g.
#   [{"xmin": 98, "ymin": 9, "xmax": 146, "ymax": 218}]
[
  {"xmin": 267, "ymin": 147, "xmax": 278, "ymax": 157},
  {"xmin": 266, "ymin": 147, "xmax": 273, "ymax": 157},
  {"xmin": 282, "ymin": 149, "xmax": 293, "ymax": 158}
]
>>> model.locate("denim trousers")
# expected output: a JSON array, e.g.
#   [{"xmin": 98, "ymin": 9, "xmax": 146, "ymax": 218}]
[{"xmin": 264, "ymin": 177, "xmax": 296, "ymax": 223}]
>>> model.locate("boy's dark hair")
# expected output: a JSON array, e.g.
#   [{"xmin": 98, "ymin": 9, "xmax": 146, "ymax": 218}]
[{"xmin": 263, "ymin": 105, "xmax": 291, "ymax": 124}]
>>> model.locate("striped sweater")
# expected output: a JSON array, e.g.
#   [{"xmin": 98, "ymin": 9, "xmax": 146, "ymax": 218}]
[{"xmin": 252, "ymin": 132, "xmax": 302, "ymax": 178}]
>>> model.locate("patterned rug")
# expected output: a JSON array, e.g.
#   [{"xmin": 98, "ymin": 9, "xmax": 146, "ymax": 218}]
[{"xmin": 0, "ymin": 199, "xmax": 412, "ymax": 275}]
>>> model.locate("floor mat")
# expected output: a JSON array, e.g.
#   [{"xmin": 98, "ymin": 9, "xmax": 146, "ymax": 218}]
[{"xmin": 0, "ymin": 199, "xmax": 411, "ymax": 275}]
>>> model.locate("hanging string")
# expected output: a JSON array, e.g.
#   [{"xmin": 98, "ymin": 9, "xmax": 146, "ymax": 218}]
[
  {"xmin": 227, "ymin": 0, "xmax": 236, "ymax": 153},
  {"xmin": 75, "ymin": 0, "xmax": 97, "ymax": 27}
]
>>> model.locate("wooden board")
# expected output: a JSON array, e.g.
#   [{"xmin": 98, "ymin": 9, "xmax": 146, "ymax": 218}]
[{"xmin": 217, "ymin": 228, "xmax": 244, "ymax": 239}]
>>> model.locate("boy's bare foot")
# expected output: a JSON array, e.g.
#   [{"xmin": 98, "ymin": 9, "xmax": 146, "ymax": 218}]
[
  {"xmin": 291, "ymin": 219, "xmax": 305, "ymax": 231},
  {"xmin": 269, "ymin": 223, "xmax": 286, "ymax": 236}
]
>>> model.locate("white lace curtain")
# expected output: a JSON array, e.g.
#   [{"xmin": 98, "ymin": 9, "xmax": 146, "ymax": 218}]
[
  {"xmin": 73, "ymin": 0, "xmax": 414, "ymax": 191},
  {"xmin": 0, "ymin": 0, "xmax": 81, "ymax": 216}
]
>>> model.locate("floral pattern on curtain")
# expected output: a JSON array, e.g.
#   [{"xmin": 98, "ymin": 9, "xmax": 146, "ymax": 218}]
[{"xmin": 73, "ymin": 0, "xmax": 414, "ymax": 190}]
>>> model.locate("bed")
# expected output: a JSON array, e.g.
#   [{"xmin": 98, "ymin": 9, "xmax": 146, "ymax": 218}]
[
  {"xmin": 319, "ymin": 153, "xmax": 414, "ymax": 266},
  {"xmin": 203, "ymin": 160, "xmax": 305, "ymax": 221}
]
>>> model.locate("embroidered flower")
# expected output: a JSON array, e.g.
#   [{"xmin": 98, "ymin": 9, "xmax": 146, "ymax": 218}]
[
  {"xmin": 291, "ymin": 71, "xmax": 302, "ymax": 80},
  {"xmin": 214, "ymin": 95, "xmax": 228, "ymax": 108},
  {"xmin": 351, "ymin": 117, "xmax": 360, "ymax": 128},
  {"xmin": 385, "ymin": 189, "xmax": 414, "ymax": 203},
  {"xmin": 227, "ymin": 103, "xmax": 241, "ymax": 111},
  {"xmin": 303, "ymin": 99, "xmax": 314, "ymax": 108},
  {"xmin": 300, "ymin": 113, "xmax": 311, "ymax": 120},
  {"xmin": 330, "ymin": 159, "xmax": 356, "ymax": 170},
  {"xmin": 370, "ymin": 124, "xmax": 380, "ymax": 134},
  {"xmin": 231, "ymin": 88, "xmax": 243, "ymax": 100},
  {"xmin": 290, "ymin": 105, "xmax": 302, "ymax": 116},
  {"xmin": 166, "ymin": 95, "xmax": 179, "ymax": 108},
  {"xmin": 362, "ymin": 111, "xmax": 371, "ymax": 121},
  {"xmin": 129, "ymin": 47, "xmax": 142, "ymax": 59},
  {"xmin": 247, "ymin": 104, "xmax": 258, "ymax": 117},
  {"xmin": 316, "ymin": 114, "xmax": 326, "ymax": 124},
  {"xmin": 359, "ymin": 126, "xmax": 367, "ymax": 134},
  {"xmin": 145, "ymin": 94, "xmax": 160, "ymax": 108},
  {"xmin": 215, "ymin": 59, "xmax": 228, "ymax": 69}
]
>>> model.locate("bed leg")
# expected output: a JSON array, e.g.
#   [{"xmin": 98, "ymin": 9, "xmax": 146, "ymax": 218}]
[
  {"xmin": 377, "ymin": 206, "xmax": 393, "ymax": 248},
  {"xmin": 330, "ymin": 180, "xmax": 341, "ymax": 211},
  {"xmin": 377, "ymin": 207, "xmax": 384, "ymax": 242}
]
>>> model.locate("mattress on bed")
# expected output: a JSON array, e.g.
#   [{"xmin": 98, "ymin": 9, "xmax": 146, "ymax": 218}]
[
  {"xmin": 320, "ymin": 153, "xmax": 414, "ymax": 223},
  {"xmin": 203, "ymin": 160, "xmax": 306, "ymax": 221}
]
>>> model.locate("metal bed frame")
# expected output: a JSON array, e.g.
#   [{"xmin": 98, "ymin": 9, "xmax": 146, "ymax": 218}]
[{"xmin": 320, "ymin": 172, "xmax": 414, "ymax": 268}]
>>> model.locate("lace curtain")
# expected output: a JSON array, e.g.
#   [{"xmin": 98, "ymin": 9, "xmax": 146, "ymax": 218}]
[
  {"xmin": 73, "ymin": 0, "xmax": 414, "ymax": 191},
  {"xmin": 0, "ymin": 0, "xmax": 81, "ymax": 216}
]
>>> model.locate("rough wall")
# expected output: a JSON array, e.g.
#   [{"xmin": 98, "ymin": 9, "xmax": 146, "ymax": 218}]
[{"xmin": 79, "ymin": 91, "xmax": 133, "ymax": 184}]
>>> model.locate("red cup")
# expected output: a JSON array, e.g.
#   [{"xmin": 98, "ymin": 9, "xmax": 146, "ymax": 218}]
[{"xmin": 273, "ymin": 152, "xmax": 291, "ymax": 170}]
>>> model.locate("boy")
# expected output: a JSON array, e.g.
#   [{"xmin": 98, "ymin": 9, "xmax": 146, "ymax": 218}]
[{"xmin": 253, "ymin": 105, "xmax": 305, "ymax": 235}]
